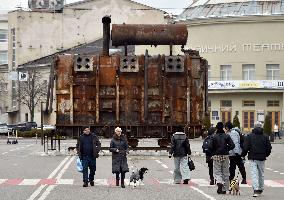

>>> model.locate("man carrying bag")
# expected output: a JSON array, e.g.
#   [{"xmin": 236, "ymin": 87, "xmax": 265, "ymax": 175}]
[
  {"xmin": 77, "ymin": 126, "xmax": 101, "ymax": 187},
  {"xmin": 169, "ymin": 126, "xmax": 192, "ymax": 184}
]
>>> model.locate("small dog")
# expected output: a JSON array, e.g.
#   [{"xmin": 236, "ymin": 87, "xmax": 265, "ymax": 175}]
[
  {"xmin": 129, "ymin": 167, "xmax": 148, "ymax": 187},
  {"xmin": 67, "ymin": 146, "xmax": 77, "ymax": 155},
  {"xmin": 229, "ymin": 178, "xmax": 240, "ymax": 195}
]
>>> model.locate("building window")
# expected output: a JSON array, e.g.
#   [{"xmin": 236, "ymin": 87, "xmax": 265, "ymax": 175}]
[
  {"xmin": 220, "ymin": 65, "xmax": 232, "ymax": 81},
  {"xmin": 0, "ymin": 29, "xmax": 8, "ymax": 42},
  {"xmin": 212, "ymin": 111, "xmax": 219, "ymax": 120},
  {"xmin": 267, "ymin": 100, "xmax": 279, "ymax": 107},
  {"xmin": 266, "ymin": 64, "xmax": 280, "ymax": 80},
  {"xmin": 12, "ymin": 99, "xmax": 17, "ymax": 107},
  {"xmin": 208, "ymin": 65, "xmax": 211, "ymax": 81},
  {"xmin": 221, "ymin": 100, "xmax": 232, "ymax": 107},
  {"xmin": 243, "ymin": 100, "xmax": 255, "ymax": 106},
  {"xmin": 0, "ymin": 51, "xmax": 8, "ymax": 65},
  {"xmin": 242, "ymin": 64, "xmax": 255, "ymax": 80}
]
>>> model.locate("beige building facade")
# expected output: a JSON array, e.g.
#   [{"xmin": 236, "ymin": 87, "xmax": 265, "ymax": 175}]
[
  {"xmin": 176, "ymin": 0, "xmax": 284, "ymax": 132},
  {"xmin": 6, "ymin": 0, "xmax": 166, "ymax": 125},
  {"xmin": 0, "ymin": 12, "xmax": 8, "ymax": 123}
]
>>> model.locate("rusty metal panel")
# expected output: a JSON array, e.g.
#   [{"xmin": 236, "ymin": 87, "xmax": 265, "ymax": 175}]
[{"xmin": 111, "ymin": 24, "xmax": 188, "ymax": 46}]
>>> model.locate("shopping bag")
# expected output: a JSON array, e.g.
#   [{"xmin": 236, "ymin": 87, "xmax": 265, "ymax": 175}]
[
  {"xmin": 187, "ymin": 156, "xmax": 195, "ymax": 171},
  {"xmin": 76, "ymin": 157, "xmax": 83, "ymax": 173}
]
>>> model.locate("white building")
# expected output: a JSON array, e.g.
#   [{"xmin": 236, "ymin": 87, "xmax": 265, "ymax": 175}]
[{"xmin": 0, "ymin": 12, "xmax": 8, "ymax": 123}]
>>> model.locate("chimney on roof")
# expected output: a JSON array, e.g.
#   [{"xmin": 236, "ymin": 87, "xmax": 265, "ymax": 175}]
[{"xmin": 102, "ymin": 16, "xmax": 111, "ymax": 56}]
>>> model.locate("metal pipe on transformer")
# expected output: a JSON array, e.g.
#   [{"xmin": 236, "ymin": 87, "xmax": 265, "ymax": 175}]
[
  {"xmin": 111, "ymin": 24, "xmax": 188, "ymax": 46},
  {"xmin": 102, "ymin": 16, "xmax": 111, "ymax": 56}
]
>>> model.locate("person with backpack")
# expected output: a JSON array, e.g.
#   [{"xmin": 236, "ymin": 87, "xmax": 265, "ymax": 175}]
[
  {"xmin": 242, "ymin": 121, "xmax": 272, "ymax": 197},
  {"xmin": 225, "ymin": 122, "xmax": 247, "ymax": 184},
  {"xmin": 202, "ymin": 127, "xmax": 215, "ymax": 185},
  {"xmin": 169, "ymin": 126, "xmax": 191, "ymax": 184},
  {"xmin": 211, "ymin": 122, "xmax": 235, "ymax": 194}
]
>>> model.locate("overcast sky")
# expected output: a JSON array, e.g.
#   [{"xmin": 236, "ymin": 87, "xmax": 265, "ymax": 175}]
[{"xmin": 0, "ymin": 0, "xmax": 192, "ymax": 15}]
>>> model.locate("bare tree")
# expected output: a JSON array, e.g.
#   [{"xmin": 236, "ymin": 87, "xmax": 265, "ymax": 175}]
[{"xmin": 18, "ymin": 68, "xmax": 47, "ymax": 122}]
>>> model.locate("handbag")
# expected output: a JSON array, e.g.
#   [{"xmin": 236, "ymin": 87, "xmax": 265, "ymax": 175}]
[
  {"xmin": 76, "ymin": 157, "xmax": 83, "ymax": 173},
  {"xmin": 187, "ymin": 156, "xmax": 195, "ymax": 171}
]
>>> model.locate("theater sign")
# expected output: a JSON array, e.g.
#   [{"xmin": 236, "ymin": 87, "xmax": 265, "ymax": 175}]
[{"xmin": 208, "ymin": 80, "xmax": 284, "ymax": 90}]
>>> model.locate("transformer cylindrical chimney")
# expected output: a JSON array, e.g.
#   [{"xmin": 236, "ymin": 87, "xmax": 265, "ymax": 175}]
[{"xmin": 102, "ymin": 16, "xmax": 111, "ymax": 56}]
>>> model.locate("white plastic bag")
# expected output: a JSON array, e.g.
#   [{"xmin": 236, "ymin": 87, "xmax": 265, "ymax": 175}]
[{"xmin": 76, "ymin": 157, "xmax": 83, "ymax": 173}]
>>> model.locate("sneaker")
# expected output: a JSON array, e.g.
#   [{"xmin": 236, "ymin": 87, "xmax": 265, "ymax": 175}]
[
  {"xmin": 253, "ymin": 191, "xmax": 259, "ymax": 197},
  {"xmin": 257, "ymin": 190, "xmax": 263, "ymax": 194},
  {"xmin": 183, "ymin": 179, "xmax": 189, "ymax": 184},
  {"xmin": 217, "ymin": 183, "xmax": 223, "ymax": 194},
  {"xmin": 241, "ymin": 179, "xmax": 247, "ymax": 184},
  {"xmin": 83, "ymin": 182, "xmax": 88, "ymax": 187},
  {"xmin": 90, "ymin": 181, "xmax": 94, "ymax": 186}
]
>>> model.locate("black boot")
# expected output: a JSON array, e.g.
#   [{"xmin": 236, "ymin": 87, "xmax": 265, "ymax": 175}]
[
  {"xmin": 210, "ymin": 179, "xmax": 214, "ymax": 185},
  {"xmin": 116, "ymin": 179, "xmax": 119, "ymax": 186},
  {"xmin": 183, "ymin": 179, "xmax": 189, "ymax": 184},
  {"xmin": 217, "ymin": 183, "xmax": 223, "ymax": 194},
  {"xmin": 83, "ymin": 182, "xmax": 88, "ymax": 187},
  {"xmin": 90, "ymin": 181, "xmax": 94, "ymax": 186},
  {"xmin": 121, "ymin": 179, "xmax": 125, "ymax": 188}
]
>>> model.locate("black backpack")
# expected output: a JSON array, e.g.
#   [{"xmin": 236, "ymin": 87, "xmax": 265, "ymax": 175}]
[{"xmin": 202, "ymin": 135, "xmax": 213, "ymax": 154}]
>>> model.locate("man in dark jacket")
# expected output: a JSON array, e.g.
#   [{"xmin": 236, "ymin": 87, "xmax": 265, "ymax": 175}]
[
  {"xmin": 203, "ymin": 127, "xmax": 215, "ymax": 185},
  {"xmin": 77, "ymin": 126, "xmax": 101, "ymax": 187},
  {"xmin": 169, "ymin": 126, "xmax": 191, "ymax": 184},
  {"xmin": 212, "ymin": 122, "xmax": 235, "ymax": 194},
  {"xmin": 242, "ymin": 121, "xmax": 272, "ymax": 197}
]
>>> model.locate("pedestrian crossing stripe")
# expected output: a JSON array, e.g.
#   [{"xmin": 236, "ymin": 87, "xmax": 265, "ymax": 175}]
[{"xmin": 1, "ymin": 178, "xmax": 284, "ymax": 187}]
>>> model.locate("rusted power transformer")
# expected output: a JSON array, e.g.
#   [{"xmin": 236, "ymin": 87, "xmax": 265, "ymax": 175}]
[{"xmin": 55, "ymin": 16, "xmax": 208, "ymax": 147}]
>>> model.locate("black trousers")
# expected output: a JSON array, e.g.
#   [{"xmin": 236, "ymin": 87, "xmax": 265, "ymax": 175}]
[
  {"xmin": 229, "ymin": 155, "xmax": 246, "ymax": 181},
  {"xmin": 275, "ymin": 132, "xmax": 281, "ymax": 139},
  {"xmin": 207, "ymin": 159, "xmax": 214, "ymax": 181},
  {"xmin": 116, "ymin": 172, "xmax": 125, "ymax": 180}
]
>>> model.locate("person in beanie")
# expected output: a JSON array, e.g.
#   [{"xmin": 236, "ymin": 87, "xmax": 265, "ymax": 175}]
[
  {"xmin": 77, "ymin": 126, "xmax": 101, "ymax": 187},
  {"xmin": 211, "ymin": 122, "xmax": 235, "ymax": 194},
  {"xmin": 169, "ymin": 126, "xmax": 191, "ymax": 184},
  {"xmin": 225, "ymin": 121, "xmax": 247, "ymax": 184},
  {"xmin": 202, "ymin": 127, "xmax": 215, "ymax": 185},
  {"xmin": 242, "ymin": 121, "xmax": 272, "ymax": 197},
  {"xmin": 110, "ymin": 127, "xmax": 129, "ymax": 188}
]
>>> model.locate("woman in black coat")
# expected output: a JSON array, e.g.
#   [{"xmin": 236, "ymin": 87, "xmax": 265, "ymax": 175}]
[{"xmin": 109, "ymin": 127, "xmax": 129, "ymax": 188}]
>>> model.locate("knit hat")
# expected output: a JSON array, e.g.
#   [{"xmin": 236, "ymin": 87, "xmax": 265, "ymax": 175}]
[
  {"xmin": 216, "ymin": 122, "xmax": 224, "ymax": 131},
  {"xmin": 254, "ymin": 121, "xmax": 263, "ymax": 128}
]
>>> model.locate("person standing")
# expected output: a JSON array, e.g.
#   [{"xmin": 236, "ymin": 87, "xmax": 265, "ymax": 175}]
[
  {"xmin": 274, "ymin": 123, "xmax": 281, "ymax": 139},
  {"xmin": 225, "ymin": 121, "xmax": 247, "ymax": 184},
  {"xmin": 77, "ymin": 126, "xmax": 101, "ymax": 187},
  {"xmin": 169, "ymin": 126, "xmax": 191, "ymax": 184},
  {"xmin": 110, "ymin": 127, "xmax": 129, "ymax": 188},
  {"xmin": 202, "ymin": 127, "xmax": 215, "ymax": 185},
  {"xmin": 242, "ymin": 122, "xmax": 272, "ymax": 197},
  {"xmin": 211, "ymin": 122, "xmax": 235, "ymax": 194}
]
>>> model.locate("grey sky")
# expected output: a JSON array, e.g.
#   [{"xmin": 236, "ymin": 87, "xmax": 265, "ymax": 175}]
[{"xmin": 0, "ymin": 0, "xmax": 192, "ymax": 15}]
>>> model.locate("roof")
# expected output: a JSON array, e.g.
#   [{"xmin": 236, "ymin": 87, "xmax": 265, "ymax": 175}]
[
  {"xmin": 176, "ymin": 0, "xmax": 284, "ymax": 21},
  {"xmin": 65, "ymin": 0, "xmax": 166, "ymax": 13},
  {"xmin": 19, "ymin": 38, "xmax": 134, "ymax": 68}
]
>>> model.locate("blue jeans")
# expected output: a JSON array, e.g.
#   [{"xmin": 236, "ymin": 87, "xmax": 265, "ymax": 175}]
[
  {"xmin": 250, "ymin": 160, "xmax": 265, "ymax": 191},
  {"xmin": 82, "ymin": 156, "xmax": 96, "ymax": 183}
]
